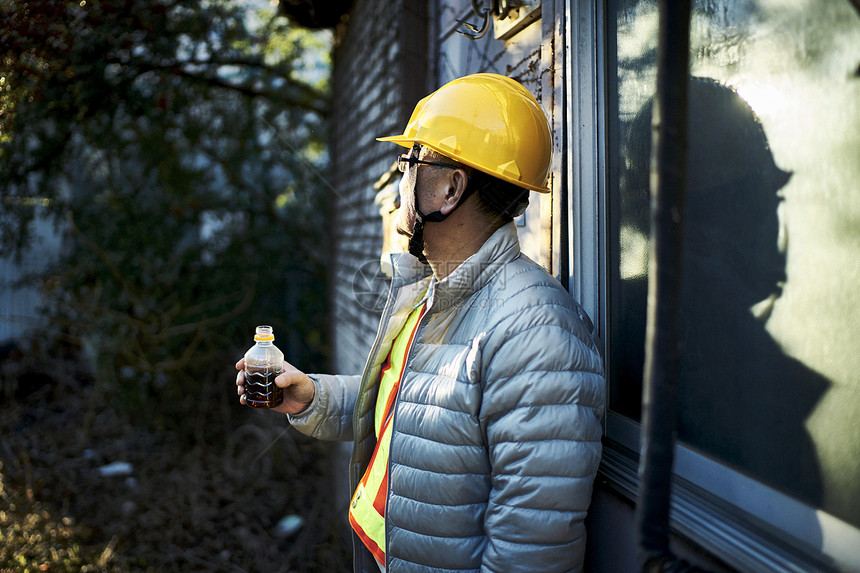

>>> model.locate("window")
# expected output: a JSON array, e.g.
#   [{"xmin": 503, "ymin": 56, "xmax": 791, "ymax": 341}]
[{"xmin": 596, "ymin": 0, "xmax": 860, "ymax": 568}]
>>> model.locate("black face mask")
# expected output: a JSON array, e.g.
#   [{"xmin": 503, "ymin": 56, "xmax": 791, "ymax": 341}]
[{"xmin": 407, "ymin": 216, "xmax": 428, "ymax": 264}]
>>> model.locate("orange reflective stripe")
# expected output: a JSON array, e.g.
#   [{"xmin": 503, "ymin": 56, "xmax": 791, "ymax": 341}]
[
  {"xmin": 350, "ymin": 301, "xmax": 426, "ymax": 564},
  {"xmin": 374, "ymin": 469, "xmax": 388, "ymax": 515}
]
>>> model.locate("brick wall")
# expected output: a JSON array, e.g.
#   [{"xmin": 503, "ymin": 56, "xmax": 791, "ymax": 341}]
[{"xmin": 327, "ymin": 1, "xmax": 429, "ymax": 374}]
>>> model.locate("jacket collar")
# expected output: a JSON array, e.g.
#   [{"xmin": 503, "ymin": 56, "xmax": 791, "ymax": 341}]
[{"xmin": 391, "ymin": 221, "xmax": 521, "ymax": 313}]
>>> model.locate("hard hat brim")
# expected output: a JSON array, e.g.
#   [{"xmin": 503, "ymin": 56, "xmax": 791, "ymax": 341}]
[{"xmin": 376, "ymin": 135, "xmax": 413, "ymax": 148}]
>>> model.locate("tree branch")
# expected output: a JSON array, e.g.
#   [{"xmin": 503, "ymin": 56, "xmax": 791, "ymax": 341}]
[
  {"xmin": 171, "ymin": 67, "xmax": 328, "ymax": 115},
  {"xmin": 106, "ymin": 56, "xmax": 329, "ymax": 116}
]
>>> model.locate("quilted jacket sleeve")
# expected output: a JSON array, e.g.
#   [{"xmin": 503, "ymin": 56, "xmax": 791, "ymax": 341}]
[
  {"xmin": 478, "ymin": 280, "xmax": 606, "ymax": 572},
  {"xmin": 287, "ymin": 373, "xmax": 360, "ymax": 442}
]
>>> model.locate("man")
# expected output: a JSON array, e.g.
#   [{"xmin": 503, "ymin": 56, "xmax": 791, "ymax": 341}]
[{"xmin": 236, "ymin": 73, "xmax": 605, "ymax": 572}]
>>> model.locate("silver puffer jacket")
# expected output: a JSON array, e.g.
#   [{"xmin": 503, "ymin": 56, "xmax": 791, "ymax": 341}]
[{"xmin": 289, "ymin": 222, "xmax": 605, "ymax": 573}]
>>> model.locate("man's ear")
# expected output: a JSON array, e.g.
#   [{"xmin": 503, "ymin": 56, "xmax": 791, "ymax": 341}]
[{"xmin": 440, "ymin": 169, "xmax": 470, "ymax": 216}]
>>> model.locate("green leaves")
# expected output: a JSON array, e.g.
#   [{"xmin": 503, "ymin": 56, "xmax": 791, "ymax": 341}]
[{"xmin": 1, "ymin": 0, "xmax": 332, "ymax": 423}]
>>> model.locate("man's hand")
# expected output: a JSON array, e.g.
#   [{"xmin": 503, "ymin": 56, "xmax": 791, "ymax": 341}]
[{"xmin": 235, "ymin": 359, "xmax": 315, "ymax": 415}]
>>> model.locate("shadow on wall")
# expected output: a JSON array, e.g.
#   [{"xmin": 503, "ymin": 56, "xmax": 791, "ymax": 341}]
[{"xmin": 617, "ymin": 77, "xmax": 830, "ymax": 523}]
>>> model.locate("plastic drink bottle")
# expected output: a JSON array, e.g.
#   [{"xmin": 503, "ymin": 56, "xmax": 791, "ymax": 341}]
[{"xmin": 243, "ymin": 326, "xmax": 284, "ymax": 408}]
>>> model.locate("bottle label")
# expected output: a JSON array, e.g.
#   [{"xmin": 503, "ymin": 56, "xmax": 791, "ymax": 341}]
[{"xmin": 244, "ymin": 366, "xmax": 284, "ymax": 408}]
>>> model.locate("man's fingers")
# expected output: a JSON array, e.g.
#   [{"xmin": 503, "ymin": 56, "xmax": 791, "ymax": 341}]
[{"xmin": 275, "ymin": 371, "xmax": 303, "ymax": 389}]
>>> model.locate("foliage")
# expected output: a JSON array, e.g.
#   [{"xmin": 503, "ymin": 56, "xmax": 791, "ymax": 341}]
[{"xmin": 0, "ymin": 0, "xmax": 332, "ymax": 425}]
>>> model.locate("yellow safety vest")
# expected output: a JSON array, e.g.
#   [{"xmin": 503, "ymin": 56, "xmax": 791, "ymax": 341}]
[{"xmin": 349, "ymin": 301, "xmax": 426, "ymax": 566}]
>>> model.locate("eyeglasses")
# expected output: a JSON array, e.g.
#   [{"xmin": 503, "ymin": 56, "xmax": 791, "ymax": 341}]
[{"xmin": 397, "ymin": 154, "xmax": 460, "ymax": 173}]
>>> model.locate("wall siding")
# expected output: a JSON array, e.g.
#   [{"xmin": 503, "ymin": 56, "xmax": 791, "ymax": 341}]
[
  {"xmin": 0, "ymin": 214, "xmax": 61, "ymax": 344},
  {"xmin": 434, "ymin": 0, "xmax": 550, "ymax": 266}
]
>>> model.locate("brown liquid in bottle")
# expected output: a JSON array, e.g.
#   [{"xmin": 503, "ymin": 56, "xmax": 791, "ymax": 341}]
[{"xmin": 244, "ymin": 367, "xmax": 284, "ymax": 408}]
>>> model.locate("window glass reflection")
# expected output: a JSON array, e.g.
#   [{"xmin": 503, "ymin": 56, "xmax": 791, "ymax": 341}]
[{"xmin": 607, "ymin": 0, "xmax": 860, "ymax": 528}]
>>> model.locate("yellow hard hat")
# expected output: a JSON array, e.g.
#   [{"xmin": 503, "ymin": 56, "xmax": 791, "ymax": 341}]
[{"xmin": 377, "ymin": 73, "xmax": 552, "ymax": 193}]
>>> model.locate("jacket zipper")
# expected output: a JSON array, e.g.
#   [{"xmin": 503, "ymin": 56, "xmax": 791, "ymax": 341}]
[{"xmin": 382, "ymin": 294, "xmax": 431, "ymax": 569}]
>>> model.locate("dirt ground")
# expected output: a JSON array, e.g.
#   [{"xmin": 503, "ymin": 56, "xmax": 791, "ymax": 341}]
[{"xmin": 0, "ymin": 353, "xmax": 352, "ymax": 572}]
